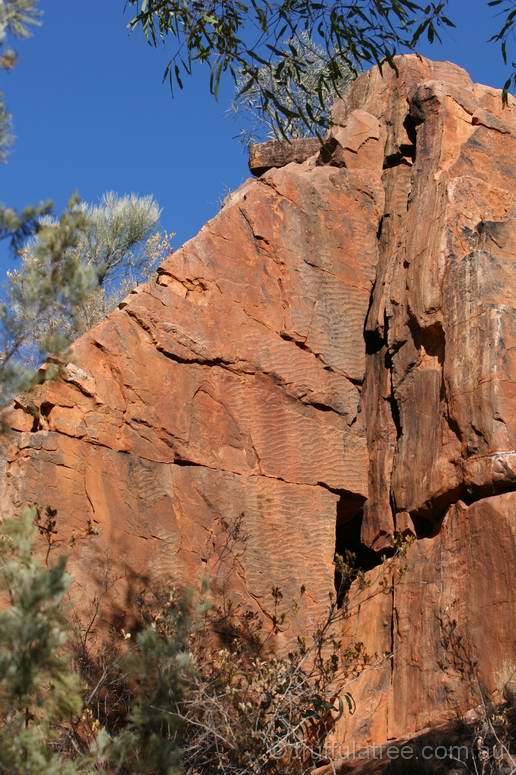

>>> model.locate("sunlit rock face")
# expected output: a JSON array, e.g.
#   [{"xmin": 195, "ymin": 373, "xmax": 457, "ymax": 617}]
[{"xmin": 2, "ymin": 55, "xmax": 515, "ymax": 762}]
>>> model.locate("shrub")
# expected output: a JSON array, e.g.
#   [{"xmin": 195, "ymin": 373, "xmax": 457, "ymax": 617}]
[
  {"xmin": 0, "ymin": 507, "xmax": 416, "ymax": 774},
  {"xmin": 121, "ymin": 588, "xmax": 358, "ymax": 775},
  {"xmin": 0, "ymin": 509, "xmax": 83, "ymax": 774}
]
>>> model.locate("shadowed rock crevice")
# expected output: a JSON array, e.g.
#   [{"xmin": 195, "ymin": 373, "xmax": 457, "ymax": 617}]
[
  {"xmin": 31, "ymin": 400, "xmax": 55, "ymax": 432},
  {"xmin": 383, "ymin": 113, "xmax": 418, "ymax": 168},
  {"xmin": 407, "ymin": 317, "xmax": 445, "ymax": 364},
  {"xmin": 364, "ymin": 327, "xmax": 384, "ymax": 356},
  {"xmin": 408, "ymin": 485, "xmax": 465, "ymax": 538},
  {"xmin": 334, "ymin": 494, "xmax": 382, "ymax": 605},
  {"xmin": 385, "ymin": 352, "xmax": 402, "ymax": 444}
]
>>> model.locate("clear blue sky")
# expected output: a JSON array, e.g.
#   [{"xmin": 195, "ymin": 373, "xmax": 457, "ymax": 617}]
[{"xmin": 0, "ymin": 0, "xmax": 511, "ymax": 271}]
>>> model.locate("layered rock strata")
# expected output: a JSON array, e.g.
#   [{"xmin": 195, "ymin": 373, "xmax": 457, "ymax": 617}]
[{"xmin": 1, "ymin": 55, "xmax": 515, "ymax": 757}]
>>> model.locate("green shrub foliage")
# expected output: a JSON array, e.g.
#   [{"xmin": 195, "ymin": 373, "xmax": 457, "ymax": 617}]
[{"xmin": 0, "ymin": 509, "xmax": 83, "ymax": 774}]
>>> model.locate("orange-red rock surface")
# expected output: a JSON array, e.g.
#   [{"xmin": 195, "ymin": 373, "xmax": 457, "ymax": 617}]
[{"xmin": 1, "ymin": 55, "xmax": 515, "ymax": 764}]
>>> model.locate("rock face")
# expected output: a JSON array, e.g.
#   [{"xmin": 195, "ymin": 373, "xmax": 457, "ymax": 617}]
[
  {"xmin": 248, "ymin": 138, "xmax": 321, "ymax": 175},
  {"xmin": 2, "ymin": 55, "xmax": 515, "ymax": 762}
]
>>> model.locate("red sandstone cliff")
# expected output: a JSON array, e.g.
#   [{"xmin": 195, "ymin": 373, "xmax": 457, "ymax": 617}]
[{"xmin": 1, "ymin": 55, "xmax": 515, "ymax": 765}]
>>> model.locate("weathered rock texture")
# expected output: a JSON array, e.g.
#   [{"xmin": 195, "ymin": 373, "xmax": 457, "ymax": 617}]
[
  {"xmin": 1, "ymin": 55, "xmax": 515, "ymax": 762},
  {"xmin": 248, "ymin": 137, "xmax": 321, "ymax": 175}
]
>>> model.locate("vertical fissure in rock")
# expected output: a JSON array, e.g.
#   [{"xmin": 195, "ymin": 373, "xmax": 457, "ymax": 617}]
[
  {"xmin": 385, "ymin": 342, "xmax": 403, "ymax": 443},
  {"xmin": 376, "ymin": 213, "xmax": 387, "ymax": 241},
  {"xmin": 401, "ymin": 113, "xmax": 419, "ymax": 160},
  {"xmin": 358, "ymin": 108, "xmax": 427, "ymax": 554},
  {"xmin": 382, "ymin": 114, "xmax": 418, "ymax": 168},
  {"xmin": 333, "ymin": 493, "xmax": 382, "ymax": 606},
  {"xmin": 389, "ymin": 571, "xmax": 396, "ymax": 690},
  {"xmin": 364, "ymin": 327, "xmax": 384, "ymax": 355}
]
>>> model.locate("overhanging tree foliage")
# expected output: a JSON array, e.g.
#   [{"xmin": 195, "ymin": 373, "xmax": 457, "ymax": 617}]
[
  {"xmin": 488, "ymin": 0, "xmax": 516, "ymax": 99},
  {"xmin": 127, "ymin": 0, "xmax": 515, "ymax": 139},
  {"xmin": 0, "ymin": 0, "xmax": 41, "ymax": 157},
  {"xmin": 232, "ymin": 30, "xmax": 355, "ymax": 142}
]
